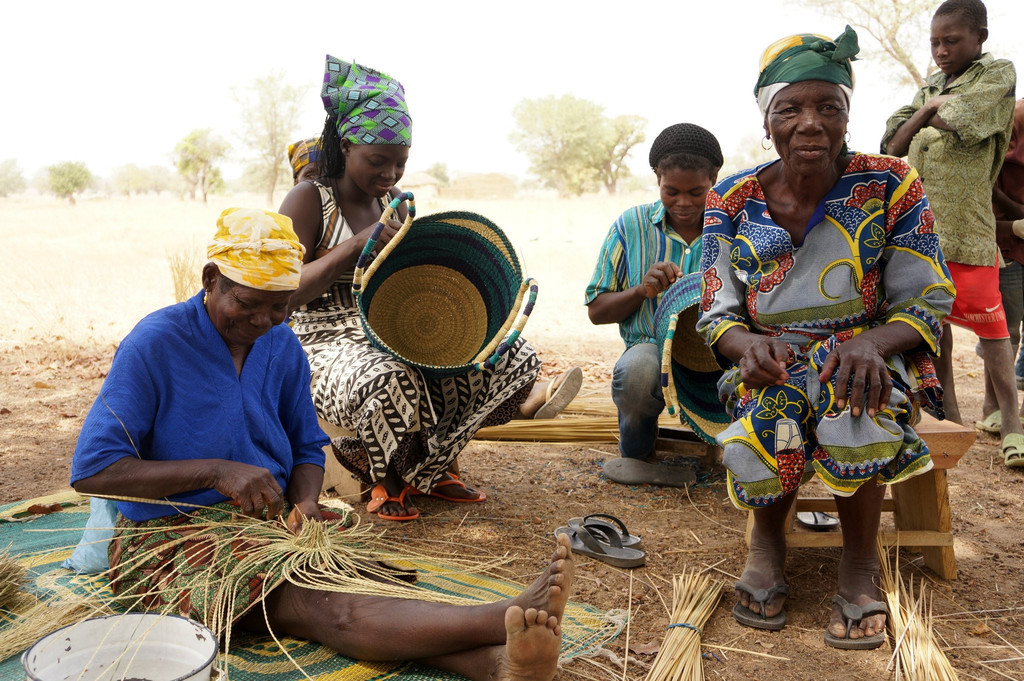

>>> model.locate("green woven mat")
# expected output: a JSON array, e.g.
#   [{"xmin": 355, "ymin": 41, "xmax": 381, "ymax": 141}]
[{"xmin": 0, "ymin": 493, "xmax": 621, "ymax": 680}]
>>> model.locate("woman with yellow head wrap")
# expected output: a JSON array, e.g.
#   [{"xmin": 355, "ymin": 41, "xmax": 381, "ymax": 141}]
[
  {"xmin": 697, "ymin": 27, "xmax": 953, "ymax": 649},
  {"xmin": 278, "ymin": 55, "xmax": 579, "ymax": 523},
  {"xmin": 70, "ymin": 208, "xmax": 573, "ymax": 681}
]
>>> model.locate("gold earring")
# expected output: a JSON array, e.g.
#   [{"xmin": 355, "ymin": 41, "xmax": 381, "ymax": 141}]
[
  {"xmin": 761, "ymin": 135, "xmax": 773, "ymax": 151},
  {"xmin": 203, "ymin": 291, "xmax": 209, "ymax": 304}
]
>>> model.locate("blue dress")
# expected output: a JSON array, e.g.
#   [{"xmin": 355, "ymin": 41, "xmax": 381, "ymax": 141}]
[{"xmin": 71, "ymin": 292, "xmax": 328, "ymax": 521}]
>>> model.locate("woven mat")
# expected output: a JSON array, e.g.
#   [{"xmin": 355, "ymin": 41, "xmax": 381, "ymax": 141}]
[{"xmin": 0, "ymin": 493, "xmax": 621, "ymax": 681}]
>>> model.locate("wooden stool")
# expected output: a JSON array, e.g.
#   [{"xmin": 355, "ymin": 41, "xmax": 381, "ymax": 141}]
[
  {"xmin": 317, "ymin": 418, "xmax": 365, "ymax": 502},
  {"xmin": 744, "ymin": 413, "xmax": 975, "ymax": 579}
]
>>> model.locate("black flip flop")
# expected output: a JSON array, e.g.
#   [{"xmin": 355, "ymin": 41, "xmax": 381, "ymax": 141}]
[
  {"xmin": 795, "ymin": 511, "xmax": 840, "ymax": 531},
  {"xmin": 568, "ymin": 513, "xmax": 643, "ymax": 550},
  {"xmin": 731, "ymin": 580, "xmax": 789, "ymax": 631},
  {"xmin": 824, "ymin": 594, "xmax": 887, "ymax": 650},
  {"xmin": 554, "ymin": 523, "xmax": 646, "ymax": 569}
]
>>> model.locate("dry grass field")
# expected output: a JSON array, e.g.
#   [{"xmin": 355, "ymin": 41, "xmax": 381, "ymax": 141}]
[{"xmin": 1, "ymin": 193, "xmax": 1022, "ymax": 680}]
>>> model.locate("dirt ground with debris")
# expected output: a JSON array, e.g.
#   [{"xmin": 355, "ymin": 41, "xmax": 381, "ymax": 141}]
[{"xmin": 2, "ymin": 333, "xmax": 1022, "ymax": 681}]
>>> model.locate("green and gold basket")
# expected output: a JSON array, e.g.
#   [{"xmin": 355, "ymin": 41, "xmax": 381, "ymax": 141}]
[{"xmin": 352, "ymin": 192, "xmax": 537, "ymax": 378}]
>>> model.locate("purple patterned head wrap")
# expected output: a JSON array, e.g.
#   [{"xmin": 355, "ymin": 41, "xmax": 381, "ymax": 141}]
[{"xmin": 321, "ymin": 55, "xmax": 412, "ymax": 146}]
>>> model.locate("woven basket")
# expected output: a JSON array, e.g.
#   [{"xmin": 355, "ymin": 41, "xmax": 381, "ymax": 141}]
[
  {"xmin": 653, "ymin": 273, "xmax": 730, "ymax": 444},
  {"xmin": 352, "ymin": 192, "xmax": 537, "ymax": 378}
]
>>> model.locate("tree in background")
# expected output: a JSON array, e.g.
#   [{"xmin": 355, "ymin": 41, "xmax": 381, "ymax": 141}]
[
  {"xmin": 175, "ymin": 129, "xmax": 229, "ymax": 202},
  {"xmin": 0, "ymin": 159, "xmax": 27, "ymax": 197},
  {"xmin": 234, "ymin": 72, "xmax": 305, "ymax": 206},
  {"xmin": 594, "ymin": 115, "xmax": 647, "ymax": 195},
  {"xmin": 47, "ymin": 161, "xmax": 92, "ymax": 205},
  {"xmin": 511, "ymin": 95, "xmax": 646, "ymax": 196},
  {"xmin": 425, "ymin": 162, "xmax": 450, "ymax": 187},
  {"xmin": 797, "ymin": 0, "xmax": 934, "ymax": 88},
  {"xmin": 111, "ymin": 164, "xmax": 178, "ymax": 196}
]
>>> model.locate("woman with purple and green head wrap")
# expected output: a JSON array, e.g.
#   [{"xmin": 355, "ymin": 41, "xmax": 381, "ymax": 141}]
[
  {"xmin": 279, "ymin": 55, "xmax": 577, "ymax": 524},
  {"xmin": 698, "ymin": 25, "xmax": 954, "ymax": 649}
]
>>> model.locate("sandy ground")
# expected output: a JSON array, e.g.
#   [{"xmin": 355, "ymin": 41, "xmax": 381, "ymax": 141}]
[{"xmin": 1, "ymin": 195, "xmax": 1022, "ymax": 680}]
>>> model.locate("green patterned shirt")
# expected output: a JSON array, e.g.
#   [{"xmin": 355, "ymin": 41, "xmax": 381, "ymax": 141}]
[{"xmin": 882, "ymin": 54, "xmax": 1016, "ymax": 266}]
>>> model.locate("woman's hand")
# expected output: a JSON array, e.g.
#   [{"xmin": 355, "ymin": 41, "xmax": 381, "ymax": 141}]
[
  {"xmin": 208, "ymin": 460, "xmax": 285, "ymax": 519},
  {"xmin": 737, "ymin": 336, "xmax": 790, "ymax": 389},
  {"xmin": 818, "ymin": 334, "xmax": 892, "ymax": 417},
  {"xmin": 286, "ymin": 500, "xmax": 324, "ymax": 535},
  {"xmin": 360, "ymin": 219, "xmax": 401, "ymax": 256},
  {"xmin": 641, "ymin": 262, "xmax": 683, "ymax": 298}
]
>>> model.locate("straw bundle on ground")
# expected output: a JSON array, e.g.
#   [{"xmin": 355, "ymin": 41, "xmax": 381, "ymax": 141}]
[
  {"xmin": 644, "ymin": 569, "xmax": 724, "ymax": 681},
  {"xmin": 0, "ymin": 597, "xmax": 112, "ymax": 663},
  {"xmin": 878, "ymin": 539, "xmax": 959, "ymax": 680},
  {"xmin": 0, "ymin": 548, "xmax": 27, "ymax": 609},
  {"xmin": 474, "ymin": 396, "xmax": 680, "ymax": 443}
]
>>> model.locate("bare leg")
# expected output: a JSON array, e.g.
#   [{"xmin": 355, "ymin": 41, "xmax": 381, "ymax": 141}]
[
  {"xmin": 242, "ymin": 533, "xmax": 574, "ymax": 661},
  {"xmin": 982, "ymin": 359, "xmax": 998, "ymax": 418},
  {"xmin": 936, "ymin": 324, "xmax": 962, "ymax": 424},
  {"xmin": 735, "ymin": 491, "xmax": 795, "ymax": 618},
  {"xmin": 979, "ymin": 338, "xmax": 1023, "ymax": 440},
  {"xmin": 827, "ymin": 479, "xmax": 886, "ymax": 641}
]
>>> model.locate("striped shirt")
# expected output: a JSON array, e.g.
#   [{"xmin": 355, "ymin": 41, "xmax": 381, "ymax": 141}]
[{"xmin": 585, "ymin": 200, "xmax": 702, "ymax": 348}]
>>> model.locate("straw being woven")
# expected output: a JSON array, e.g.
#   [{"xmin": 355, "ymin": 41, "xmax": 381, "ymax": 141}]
[
  {"xmin": 0, "ymin": 549, "xmax": 27, "ymax": 609},
  {"xmin": 878, "ymin": 539, "xmax": 959, "ymax": 681},
  {"xmin": 644, "ymin": 569, "xmax": 724, "ymax": 681}
]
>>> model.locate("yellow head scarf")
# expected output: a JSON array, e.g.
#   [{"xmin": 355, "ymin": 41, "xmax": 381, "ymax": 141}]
[{"xmin": 207, "ymin": 208, "xmax": 305, "ymax": 291}]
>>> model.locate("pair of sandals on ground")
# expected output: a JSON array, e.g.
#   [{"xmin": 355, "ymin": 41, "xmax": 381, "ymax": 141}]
[{"xmin": 975, "ymin": 410, "xmax": 1024, "ymax": 468}]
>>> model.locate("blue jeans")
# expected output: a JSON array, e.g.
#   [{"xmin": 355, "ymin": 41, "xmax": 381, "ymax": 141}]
[{"xmin": 612, "ymin": 342, "xmax": 665, "ymax": 459}]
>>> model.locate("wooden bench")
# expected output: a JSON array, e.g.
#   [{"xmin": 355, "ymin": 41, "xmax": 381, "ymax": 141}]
[{"xmin": 744, "ymin": 413, "xmax": 975, "ymax": 579}]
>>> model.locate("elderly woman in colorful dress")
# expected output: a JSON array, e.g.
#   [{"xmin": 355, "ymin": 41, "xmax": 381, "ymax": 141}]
[
  {"xmin": 279, "ymin": 56, "xmax": 581, "ymax": 522},
  {"xmin": 697, "ymin": 27, "xmax": 955, "ymax": 649},
  {"xmin": 71, "ymin": 208, "xmax": 573, "ymax": 681}
]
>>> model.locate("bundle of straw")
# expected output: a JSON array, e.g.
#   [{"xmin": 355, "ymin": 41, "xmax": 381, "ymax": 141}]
[
  {"xmin": 0, "ymin": 548, "xmax": 27, "ymax": 608},
  {"xmin": 0, "ymin": 597, "xmax": 112, "ymax": 662},
  {"xmin": 878, "ymin": 539, "xmax": 959, "ymax": 680},
  {"xmin": 644, "ymin": 569, "xmax": 724, "ymax": 681}
]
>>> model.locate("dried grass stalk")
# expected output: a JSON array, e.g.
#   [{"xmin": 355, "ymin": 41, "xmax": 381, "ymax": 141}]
[
  {"xmin": 878, "ymin": 539, "xmax": 959, "ymax": 681},
  {"xmin": 168, "ymin": 244, "xmax": 202, "ymax": 304},
  {"xmin": 644, "ymin": 569, "xmax": 723, "ymax": 681},
  {"xmin": 0, "ymin": 548, "xmax": 28, "ymax": 608},
  {"xmin": 0, "ymin": 597, "xmax": 112, "ymax": 662}
]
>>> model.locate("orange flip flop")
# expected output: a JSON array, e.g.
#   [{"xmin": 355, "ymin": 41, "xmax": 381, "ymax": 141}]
[
  {"xmin": 428, "ymin": 473, "xmax": 487, "ymax": 503},
  {"xmin": 366, "ymin": 484, "xmax": 420, "ymax": 521}
]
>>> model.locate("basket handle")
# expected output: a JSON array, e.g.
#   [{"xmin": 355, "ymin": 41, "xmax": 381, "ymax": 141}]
[
  {"xmin": 472, "ymin": 277, "xmax": 538, "ymax": 372},
  {"xmin": 352, "ymin": 191, "xmax": 416, "ymax": 293},
  {"xmin": 661, "ymin": 312, "xmax": 681, "ymax": 416}
]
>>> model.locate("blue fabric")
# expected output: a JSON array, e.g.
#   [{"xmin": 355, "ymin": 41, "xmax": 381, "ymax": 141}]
[
  {"xmin": 70, "ymin": 292, "xmax": 328, "ymax": 522},
  {"xmin": 62, "ymin": 497, "xmax": 118, "ymax": 573}
]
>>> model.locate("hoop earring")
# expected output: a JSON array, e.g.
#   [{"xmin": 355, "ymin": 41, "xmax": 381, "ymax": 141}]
[
  {"xmin": 761, "ymin": 135, "xmax": 773, "ymax": 151},
  {"xmin": 844, "ymin": 131, "xmax": 851, "ymax": 143}
]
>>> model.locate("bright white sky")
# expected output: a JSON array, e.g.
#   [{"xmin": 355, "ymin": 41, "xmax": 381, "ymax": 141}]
[{"xmin": 2, "ymin": 0, "xmax": 1022, "ymax": 182}]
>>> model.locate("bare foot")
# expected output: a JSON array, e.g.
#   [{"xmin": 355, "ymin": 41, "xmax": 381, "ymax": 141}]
[
  {"xmin": 374, "ymin": 470, "xmax": 418, "ymax": 519},
  {"xmin": 513, "ymin": 533, "xmax": 574, "ymax": 621},
  {"xmin": 428, "ymin": 472, "xmax": 485, "ymax": 501},
  {"xmin": 735, "ymin": 536, "xmax": 787, "ymax": 618},
  {"xmin": 827, "ymin": 555, "xmax": 886, "ymax": 641},
  {"xmin": 499, "ymin": 606, "xmax": 561, "ymax": 681}
]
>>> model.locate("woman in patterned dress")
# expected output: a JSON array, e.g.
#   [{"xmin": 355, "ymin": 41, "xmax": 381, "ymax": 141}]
[
  {"xmin": 697, "ymin": 28, "xmax": 955, "ymax": 648},
  {"xmin": 279, "ymin": 56, "xmax": 579, "ymax": 522}
]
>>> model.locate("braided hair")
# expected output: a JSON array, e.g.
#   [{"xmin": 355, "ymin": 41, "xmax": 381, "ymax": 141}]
[
  {"xmin": 934, "ymin": 0, "xmax": 987, "ymax": 32},
  {"xmin": 318, "ymin": 116, "xmax": 345, "ymax": 178},
  {"xmin": 649, "ymin": 123, "xmax": 724, "ymax": 178}
]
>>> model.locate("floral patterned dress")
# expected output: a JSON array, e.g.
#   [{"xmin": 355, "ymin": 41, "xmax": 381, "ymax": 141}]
[{"xmin": 697, "ymin": 154, "xmax": 955, "ymax": 510}]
